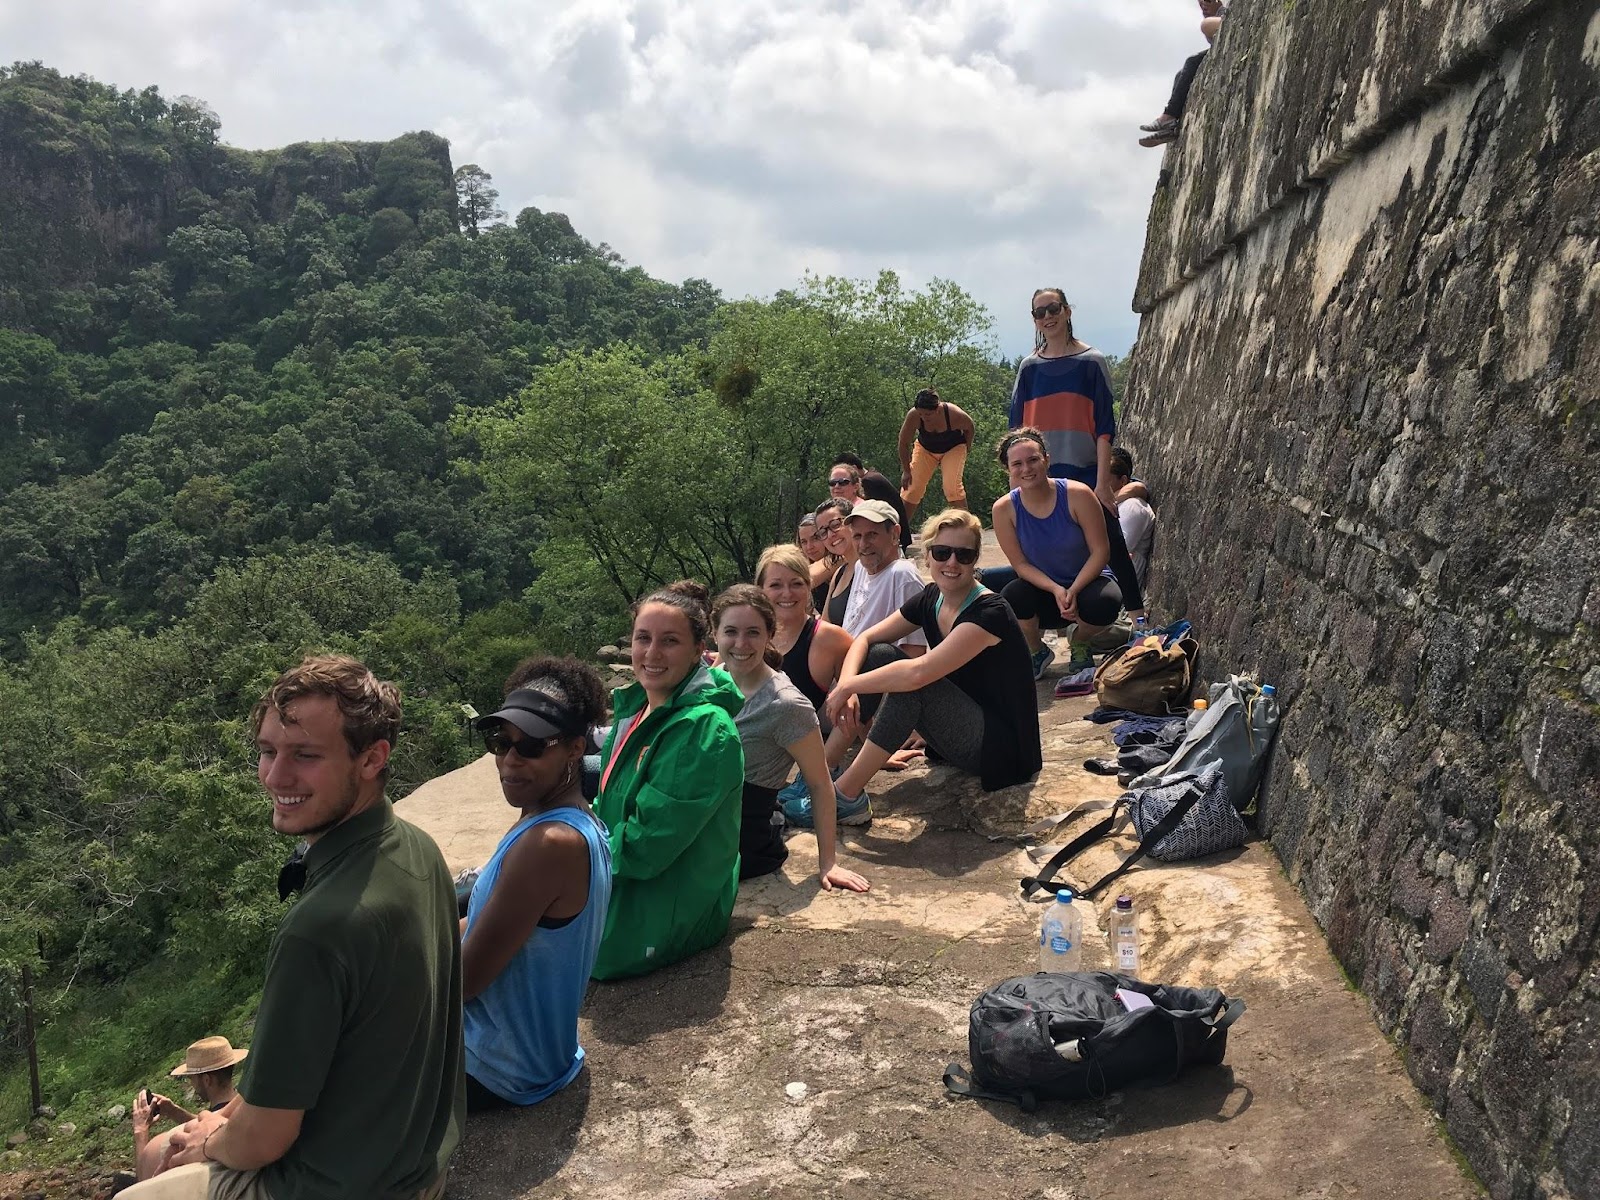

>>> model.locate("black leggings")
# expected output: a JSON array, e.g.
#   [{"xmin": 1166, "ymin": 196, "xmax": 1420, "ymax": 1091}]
[
  {"xmin": 738, "ymin": 782, "xmax": 788, "ymax": 880},
  {"xmin": 1166, "ymin": 50, "xmax": 1208, "ymax": 119},
  {"xmin": 1002, "ymin": 575, "xmax": 1124, "ymax": 630}
]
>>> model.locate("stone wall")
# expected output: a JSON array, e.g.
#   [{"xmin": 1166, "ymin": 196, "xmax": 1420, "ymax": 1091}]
[{"xmin": 1123, "ymin": 1, "xmax": 1600, "ymax": 1197}]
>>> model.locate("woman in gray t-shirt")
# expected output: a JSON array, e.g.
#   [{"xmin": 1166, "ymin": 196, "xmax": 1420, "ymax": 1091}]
[{"xmin": 712, "ymin": 585, "xmax": 870, "ymax": 893}]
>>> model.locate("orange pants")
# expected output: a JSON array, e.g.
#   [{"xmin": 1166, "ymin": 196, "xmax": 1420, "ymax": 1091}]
[{"xmin": 901, "ymin": 440, "xmax": 968, "ymax": 507}]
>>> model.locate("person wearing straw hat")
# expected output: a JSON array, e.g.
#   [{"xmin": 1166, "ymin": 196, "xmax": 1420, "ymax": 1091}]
[{"xmin": 130, "ymin": 1038, "xmax": 248, "ymax": 1182}]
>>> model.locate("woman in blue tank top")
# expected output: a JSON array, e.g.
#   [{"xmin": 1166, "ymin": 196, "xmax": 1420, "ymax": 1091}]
[
  {"xmin": 991, "ymin": 428, "xmax": 1124, "ymax": 681},
  {"xmin": 462, "ymin": 657, "xmax": 614, "ymax": 1110}
]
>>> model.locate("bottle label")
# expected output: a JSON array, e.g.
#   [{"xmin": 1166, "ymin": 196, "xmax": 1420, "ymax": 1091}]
[
  {"xmin": 1049, "ymin": 936, "xmax": 1073, "ymax": 954},
  {"xmin": 1117, "ymin": 944, "xmax": 1138, "ymax": 969}
]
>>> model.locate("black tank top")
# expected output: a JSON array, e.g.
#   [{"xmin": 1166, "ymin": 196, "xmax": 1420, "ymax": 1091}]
[
  {"xmin": 917, "ymin": 403, "xmax": 967, "ymax": 454},
  {"xmin": 780, "ymin": 616, "xmax": 830, "ymax": 713},
  {"xmin": 825, "ymin": 563, "xmax": 852, "ymax": 627}
]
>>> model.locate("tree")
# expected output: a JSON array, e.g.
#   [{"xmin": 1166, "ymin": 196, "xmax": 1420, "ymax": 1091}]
[{"xmin": 453, "ymin": 164, "xmax": 504, "ymax": 237}]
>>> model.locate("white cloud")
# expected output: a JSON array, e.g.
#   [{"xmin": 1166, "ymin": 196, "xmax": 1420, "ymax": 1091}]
[{"xmin": 5, "ymin": 0, "xmax": 1220, "ymax": 354}]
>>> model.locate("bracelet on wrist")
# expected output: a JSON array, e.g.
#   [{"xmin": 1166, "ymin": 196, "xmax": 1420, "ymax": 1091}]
[{"xmin": 201, "ymin": 1129, "xmax": 216, "ymax": 1163}]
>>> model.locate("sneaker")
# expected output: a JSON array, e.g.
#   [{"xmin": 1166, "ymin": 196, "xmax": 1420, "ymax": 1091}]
[
  {"xmin": 777, "ymin": 764, "xmax": 839, "ymax": 810},
  {"xmin": 1030, "ymin": 645, "xmax": 1054, "ymax": 680},
  {"xmin": 1139, "ymin": 129, "xmax": 1178, "ymax": 148},
  {"xmin": 1139, "ymin": 114, "xmax": 1178, "ymax": 134},
  {"xmin": 1054, "ymin": 665, "xmax": 1097, "ymax": 698},
  {"xmin": 783, "ymin": 785, "xmax": 872, "ymax": 829}
]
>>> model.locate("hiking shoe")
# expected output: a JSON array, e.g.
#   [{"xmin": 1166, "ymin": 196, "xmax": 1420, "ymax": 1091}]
[
  {"xmin": 1139, "ymin": 114, "xmax": 1178, "ymax": 133},
  {"xmin": 1055, "ymin": 665, "xmax": 1097, "ymax": 697},
  {"xmin": 1030, "ymin": 645, "xmax": 1054, "ymax": 680},
  {"xmin": 784, "ymin": 786, "xmax": 872, "ymax": 829},
  {"xmin": 777, "ymin": 764, "xmax": 839, "ymax": 810},
  {"xmin": 1139, "ymin": 129, "xmax": 1178, "ymax": 147}
]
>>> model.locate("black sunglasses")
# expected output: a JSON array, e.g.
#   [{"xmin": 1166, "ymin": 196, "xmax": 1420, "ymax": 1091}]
[
  {"xmin": 927, "ymin": 545, "xmax": 980, "ymax": 565},
  {"xmin": 817, "ymin": 519, "xmax": 844, "ymax": 535},
  {"xmin": 482, "ymin": 726, "xmax": 557, "ymax": 759},
  {"xmin": 1031, "ymin": 301, "xmax": 1065, "ymax": 319},
  {"xmin": 828, "ymin": 477, "xmax": 856, "ymax": 487}
]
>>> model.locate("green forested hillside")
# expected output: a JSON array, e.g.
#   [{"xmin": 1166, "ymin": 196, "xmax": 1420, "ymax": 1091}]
[{"xmin": 0, "ymin": 62, "xmax": 1016, "ymax": 1141}]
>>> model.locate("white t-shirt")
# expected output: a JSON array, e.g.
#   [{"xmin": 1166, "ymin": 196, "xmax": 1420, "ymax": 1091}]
[
  {"xmin": 841, "ymin": 558, "xmax": 928, "ymax": 646},
  {"xmin": 1118, "ymin": 496, "xmax": 1155, "ymax": 586}
]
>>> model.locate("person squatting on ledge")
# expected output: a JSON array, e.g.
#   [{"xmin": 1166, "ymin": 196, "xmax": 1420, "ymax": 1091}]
[
  {"xmin": 123, "ymin": 655, "xmax": 463, "ymax": 1200},
  {"xmin": 897, "ymin": 387, "xmax": 974, "ymax": 518}
]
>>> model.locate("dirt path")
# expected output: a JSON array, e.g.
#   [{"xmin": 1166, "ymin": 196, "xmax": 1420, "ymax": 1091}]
[{"xmin": 400, "ymin": 535, "xmax": 1482, "ymax": 1200}]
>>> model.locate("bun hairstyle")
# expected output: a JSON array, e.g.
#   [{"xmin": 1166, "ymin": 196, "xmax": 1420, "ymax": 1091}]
[
  {"xmin": 633, "ymin": 579, "xmax": 712, "ymax": 646},
  {"xmin": 711, "ymin": 584, "xmax": 784, "ymax": 670},
  {"xmin": 997, "ymin": 426, "xmax": 1050, "ymax": 467},
  {"xmin": 501, "ymin": 656, "xmax": 609, "ymax": 733}
]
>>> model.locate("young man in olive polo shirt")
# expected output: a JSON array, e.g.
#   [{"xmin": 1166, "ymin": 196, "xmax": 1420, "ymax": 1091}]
[{"xmin": 126, "ymin": 655, "xmax": 464, "ymax": 1200}]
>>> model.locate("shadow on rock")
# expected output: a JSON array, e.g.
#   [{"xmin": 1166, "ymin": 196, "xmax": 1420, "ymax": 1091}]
[
  {"xmin": 1107, "ymin": 1065, "xmax": 1254, "ymax": 1134},
  {"xmin": 447, "ymin": 1068, "xmax": 590, "ymax": 1199},
  {"xmin": 584, "ymin": 942, "xmax": 733, "ymax": 1046}
]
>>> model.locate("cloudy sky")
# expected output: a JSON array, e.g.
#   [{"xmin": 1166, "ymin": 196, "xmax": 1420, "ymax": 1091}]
[{"xmin": 9, "ymin": 1, "xmax": 1214, "ymax": 356}]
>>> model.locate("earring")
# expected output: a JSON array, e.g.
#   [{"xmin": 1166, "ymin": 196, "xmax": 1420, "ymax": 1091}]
[{"xmin": 562, "ymin": 761, "xmax": 575, "ymax": 788}]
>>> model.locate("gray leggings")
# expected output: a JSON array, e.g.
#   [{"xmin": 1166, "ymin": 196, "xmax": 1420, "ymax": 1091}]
[{"xmin": 861, "ymin": 644, "xmax": 985, "ymax": 775}]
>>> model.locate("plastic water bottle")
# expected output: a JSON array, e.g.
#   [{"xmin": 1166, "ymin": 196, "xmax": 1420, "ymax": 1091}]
[
  {"xmin": 1185, "ymin": 697, "xmax": 1209, "ymax": 733},
  {"xmin": 1128, "ymin": 614, "xmax": 1152, "ymax": 645},
  {"xmin": 1039, "ymin": 888, "xmax": 1084, "ymax": 972},
  {"xmin": 1111, "ymin": 895, "xmax": 1141, "ymax": 975}
]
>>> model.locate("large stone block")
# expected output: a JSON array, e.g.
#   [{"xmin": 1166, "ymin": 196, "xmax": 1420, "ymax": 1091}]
[{"xmin": 1126, "ymin": 1, "xmax": 1600, "ymax": 1192}]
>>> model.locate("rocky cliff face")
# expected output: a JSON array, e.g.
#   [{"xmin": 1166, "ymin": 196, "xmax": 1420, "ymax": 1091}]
[{"xmin": 1125, "ymin": 2, "xmax": 1600, "ymax": 1196}]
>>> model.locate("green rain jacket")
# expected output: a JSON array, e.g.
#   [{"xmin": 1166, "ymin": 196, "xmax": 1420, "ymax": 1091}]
[{"xmin": 592, "ymin": 663, "xmax": 746, "ymax": 980}]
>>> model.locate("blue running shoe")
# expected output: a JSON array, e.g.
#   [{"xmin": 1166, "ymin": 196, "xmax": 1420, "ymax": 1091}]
[
  {"xmin": 1030, "ymin": 645, "xmax": 1054, "ymax": 680},
  {"xmin": 783, "ymin": 786, "xmax": 872, "ymax": 829}
]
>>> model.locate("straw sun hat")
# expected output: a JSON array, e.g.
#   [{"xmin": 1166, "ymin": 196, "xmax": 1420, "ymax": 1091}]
[{"xmin": 169, "ymin": 1036, "xmax": 249, "ymax": 1077}]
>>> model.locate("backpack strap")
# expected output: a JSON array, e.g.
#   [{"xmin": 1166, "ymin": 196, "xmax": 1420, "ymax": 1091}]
[
  {"xmin": 1019, "ymin": 804, "xmax": 1120, "ymax": 899},
  {"xmin": 1075, "ymin": 779, "xmax": 1208, "ymax": 899},
  {"xmin": 1204, "ymin": 997, "xmax": 1246, "ymax": 1030},
  {"xmin": 943, "ymin": 1064, "xmax": 1038, "ymax": 1113}
]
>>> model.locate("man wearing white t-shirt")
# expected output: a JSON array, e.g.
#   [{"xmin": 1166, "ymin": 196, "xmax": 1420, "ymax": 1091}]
[{"xmin": 840, "ymin": 500, "xmax": 928, "ymax": 657}]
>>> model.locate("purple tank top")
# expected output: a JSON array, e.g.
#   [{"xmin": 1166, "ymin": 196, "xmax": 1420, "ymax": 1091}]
[{"xmin": 1012, "ymin": 480, "xmax": 1091, "ymax": 586}]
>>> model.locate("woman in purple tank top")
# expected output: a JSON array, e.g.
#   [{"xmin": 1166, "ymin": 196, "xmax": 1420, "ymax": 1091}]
[{"xmin": 991, "ymin": 428, "xmax": 1123, "ymax": 681}]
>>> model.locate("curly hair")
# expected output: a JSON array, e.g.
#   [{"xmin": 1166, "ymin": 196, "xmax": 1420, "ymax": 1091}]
[
  {"xmin": 501, "ymin": 655, "xmax": 609, "ymax": 731},
  {"xmin": 251, "ymin": 655, "xmax": 401, "ymax": 765}
]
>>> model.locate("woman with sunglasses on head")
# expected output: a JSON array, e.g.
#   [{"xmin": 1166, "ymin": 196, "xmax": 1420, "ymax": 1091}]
[
  {"xmin": 811, "ymin": 497, "xmax": 859, "ymax": 622},
  {"xmin": 463, "ymin": 657, "xmax": 613, "ymax": 1111},
  {"xmin": 592, "ymin": 580, "xmax": 745, "ymax": 980},
  {"xmin": 992, "ymin": 428, "xmax": 1124, "ymax": 690},
  {"xmin": 712, "ymin": 584, "xmax": 871, "ymax": 893},
  {"xmin": 822, "ymin": 510, "xmax": 1042, "ymax": 806}
]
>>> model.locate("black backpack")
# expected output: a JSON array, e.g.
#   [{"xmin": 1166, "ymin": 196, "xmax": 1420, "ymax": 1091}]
[{"xmin": 944, "ymin": 971, "xmax": 1244, "ymax": 1110}]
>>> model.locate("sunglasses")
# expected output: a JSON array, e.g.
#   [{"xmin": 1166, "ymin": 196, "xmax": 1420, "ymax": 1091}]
[
  {"xmin": 817, "ymin": 519, "xmax": 845, "ymax": 535},
  {"xmin": 1031, "ymin": 301, "xmax": 1065, "ymax": 319},
  {"xmin": 482, "ymin": 726, "xmax": 557, "ymax": 759},
  {"xmin": 828, "ymin": 477, "xmax": 856, "ymax": 488},
  {"xmin": 927, "ymin": 544, "xmax": 980, "ymax": 565}
]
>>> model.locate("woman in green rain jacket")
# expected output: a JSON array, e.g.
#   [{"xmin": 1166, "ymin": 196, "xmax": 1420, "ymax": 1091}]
[{"xmin": 593, "ymin": 580, "xmax": 746, "ymax": 980}]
